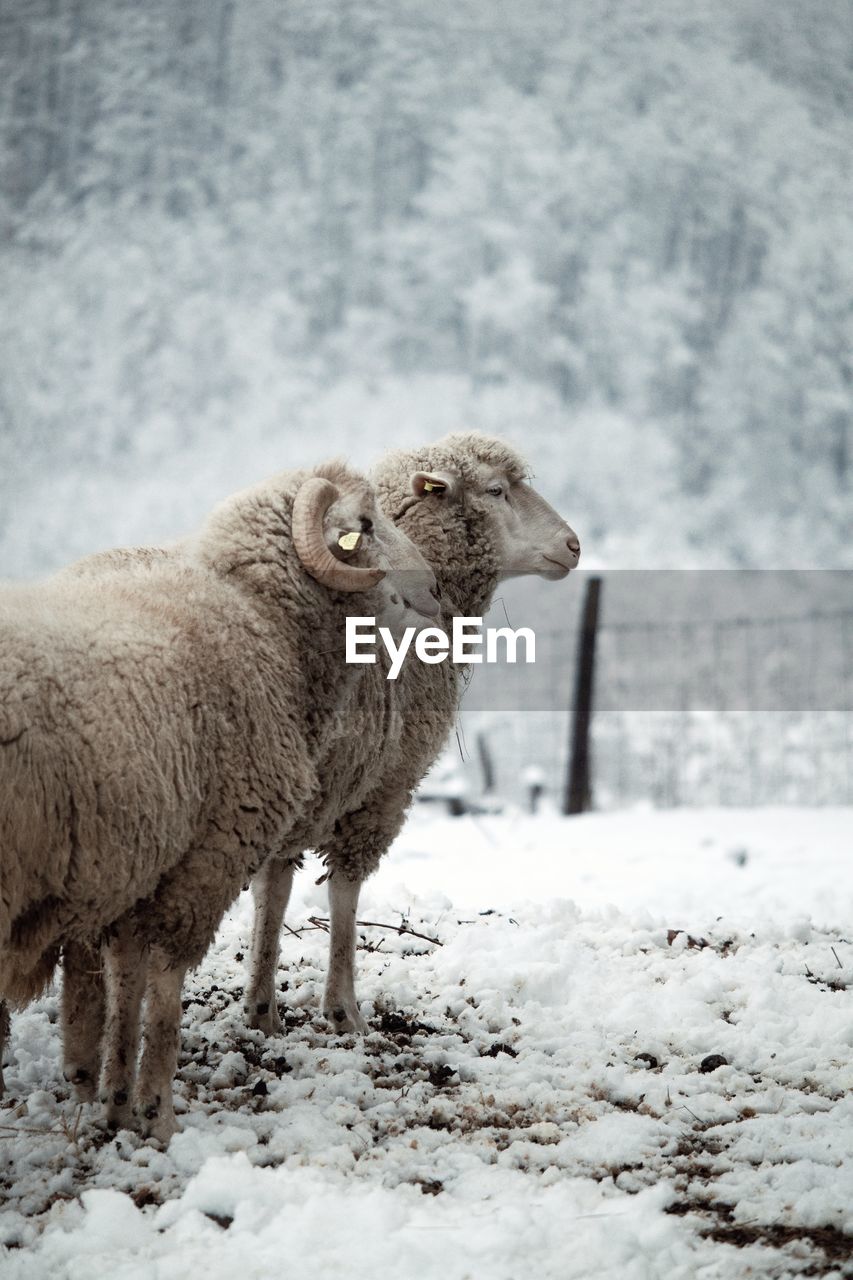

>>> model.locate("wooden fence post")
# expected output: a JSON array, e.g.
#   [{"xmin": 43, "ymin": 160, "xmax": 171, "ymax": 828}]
[
  {"xmin": 476, "ymin": 730, "xmax": 496, "ymax": 795},
  {"xmin": 563, "ymin": 575, "xmax": 602, "ymax": 815}
]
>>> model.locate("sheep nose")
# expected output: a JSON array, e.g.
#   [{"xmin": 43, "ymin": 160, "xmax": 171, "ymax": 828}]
[{"xmin": 566, "ymin": 529, "xmax": 580, "ymax": 564}]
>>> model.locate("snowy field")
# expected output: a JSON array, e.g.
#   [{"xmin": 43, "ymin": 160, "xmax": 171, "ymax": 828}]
[{"xmin": 1, "ymin": 806, "xmax": 852, "ymax": 1278}]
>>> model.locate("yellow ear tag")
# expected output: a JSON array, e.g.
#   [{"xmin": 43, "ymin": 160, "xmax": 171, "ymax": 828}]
[
  {"xmin": 423, "ymin": 481, "xmax": 445, "ymax": 493},
  {"xmin": 337, "ymin": 531, "xmax": 361, "ymax": 551}
]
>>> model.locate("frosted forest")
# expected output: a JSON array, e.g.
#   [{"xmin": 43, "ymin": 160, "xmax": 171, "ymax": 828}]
[{"xmin": 1, "ymin": 0, "xmax": 850, "ymax": 576}]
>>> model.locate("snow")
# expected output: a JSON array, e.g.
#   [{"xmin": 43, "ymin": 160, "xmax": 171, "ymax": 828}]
[{"xmin": 2, "ymin": 806, "xmax": 852, "ymax": 1277}]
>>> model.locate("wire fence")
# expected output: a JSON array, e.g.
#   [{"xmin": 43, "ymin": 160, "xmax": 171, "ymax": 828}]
[{"xmin": 457, "ymin": 589, "xmax": 853, "ymax": 810}]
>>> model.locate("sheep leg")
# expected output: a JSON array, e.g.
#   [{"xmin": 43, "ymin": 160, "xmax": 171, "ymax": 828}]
[
  {"xmin": 100, "ymin": 923, "xmax": 147, "ymax": 1130},
  {"xmin": 323, "ymin": 873, "xmax": 368, "ymax": 1034},
  {"xmin": 135, "ymin": 952, "xmax": 186, "ymax": 1144},
  {"xmin": 247, "ymin": 858, "xmax": 294, "ymax": 1035},
  {"xmin": 61, "ymin": 940, "xmax": 105, "ymax": 1102}
]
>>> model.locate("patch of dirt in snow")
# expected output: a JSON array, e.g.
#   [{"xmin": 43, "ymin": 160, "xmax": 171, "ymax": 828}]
[
  {"xmin": 1, "ymin": 896, "xmax": 852, "ymax": 1278},
  {"xmin": 667, "ymin": 1198, "xmax": 853, "ymax": 1276}
]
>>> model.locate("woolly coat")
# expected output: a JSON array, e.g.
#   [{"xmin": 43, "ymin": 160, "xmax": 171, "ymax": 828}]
[{"xmin": 0, "ymin": 463, "xmax": 403, "ymax": 1004}]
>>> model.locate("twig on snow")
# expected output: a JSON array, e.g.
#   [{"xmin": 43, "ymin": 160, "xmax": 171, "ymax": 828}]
[{"xmin": 308, "ymin": 915, "xmax": 443, "ymax": 947}]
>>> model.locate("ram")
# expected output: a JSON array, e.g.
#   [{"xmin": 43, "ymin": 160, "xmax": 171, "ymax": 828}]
[{"xmin": 0, "ymin": 462, "xmax": 439, "ymax": 1138}]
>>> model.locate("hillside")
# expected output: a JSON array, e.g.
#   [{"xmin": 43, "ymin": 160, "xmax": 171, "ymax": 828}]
[{"xmin": 0, "ymin": 0, "xmax": 850, "ymax": 573}]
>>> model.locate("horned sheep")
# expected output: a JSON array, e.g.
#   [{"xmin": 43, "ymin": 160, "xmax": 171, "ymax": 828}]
[
  {"xmin": 0, "ymin": 461, "xmax": 439, "ymax": 1138},
  {"xmin": 4, "ymin": 433, "xmax": 579, "ymax": 1142}
]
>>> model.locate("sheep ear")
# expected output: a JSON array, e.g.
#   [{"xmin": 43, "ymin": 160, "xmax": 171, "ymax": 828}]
[
  {"xmin": 411, "ymin": 470, "xmax": 459, "ymax": 500},
  {"xmin": 331, "ymin": 529, "xmax": 362, "ymax": 559},
  {"xmin": 322, "ymin": 522, "xmax": 364, "ymax": 562}
]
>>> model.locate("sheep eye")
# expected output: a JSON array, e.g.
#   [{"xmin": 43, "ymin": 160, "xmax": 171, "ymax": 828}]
[
  {"xmin": 360, "ymin": 517, "xmax": 374, "ymax": 534},
  {"xmin": 486, "ymin": 485, "xmax": 503, "ymax": 498}
]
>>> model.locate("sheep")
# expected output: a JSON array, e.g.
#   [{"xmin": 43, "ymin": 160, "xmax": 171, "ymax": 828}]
[
  {"xmin": 0, "ymin": 461, "xmax": 440, "ymax": 1137},
  {"xmin": 7, "ymin": 433, "xmax": 577, "ymax": 1133},
  {"xmin": 245, "ymin": 432, "xmax": 580, "ymax": 1037}
]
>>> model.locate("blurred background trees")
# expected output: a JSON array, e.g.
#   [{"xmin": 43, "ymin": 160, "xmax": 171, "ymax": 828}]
[{"xmin": 0, "ymin": 0, "xmax": 850, "ymax": 573}]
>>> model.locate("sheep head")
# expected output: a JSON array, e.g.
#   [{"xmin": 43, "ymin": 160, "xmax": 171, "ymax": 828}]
[
  {"xmin": 294, "ymin": 474, "xmax": 441, "ymax": 622},
  {"xmin": 292, "ymin": 477, "xmax": 385, "ymax": 593},
  {"xmin": 382, "ymin": 433, "xmax": 580, "ymax": 584}
]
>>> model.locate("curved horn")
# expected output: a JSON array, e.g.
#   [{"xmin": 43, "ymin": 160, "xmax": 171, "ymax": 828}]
[{"xmin": 292, "ymin": 477, "xmax": 385, "ymax": 592}]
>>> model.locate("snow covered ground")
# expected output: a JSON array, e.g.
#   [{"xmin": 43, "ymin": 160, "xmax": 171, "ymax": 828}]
[{"xmin": 1, "ymin": 806, "xmax": 852, "ymax": 1278}]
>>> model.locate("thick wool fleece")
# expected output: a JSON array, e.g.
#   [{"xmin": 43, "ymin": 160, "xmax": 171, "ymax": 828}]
[{"xmin": 0, "ymin": 463, "xmax": 396, "ymax": 1003}]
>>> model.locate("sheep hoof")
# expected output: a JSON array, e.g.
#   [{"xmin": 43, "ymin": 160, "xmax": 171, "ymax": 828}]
[
  {"xmin": 136, "ymin": 1100, "xmax": 177, "ymax": 1144},
  {"xmin": 324, "ymin": 1003, "xmax": 368, "ymax": 1035},
  {"xmin": 147, "ymin": 1113, "xmax": 177, "ymax": 1144},
  {"xmin": 64, "ymin": 1066, "xmax": 97, "ymax": 1103},
  {"xmin": 247, "ymin": 999, "xmax": 283, "ymax": 1036},
  {"xmin": 103, "ymin": 1090, "xmax": 133, "ymax": 1131}
]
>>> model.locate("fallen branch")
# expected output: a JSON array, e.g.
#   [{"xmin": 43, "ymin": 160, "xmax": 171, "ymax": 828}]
[{"xmin": 308, "ymin": 915, "xmax": 443, "ymax": 947}]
